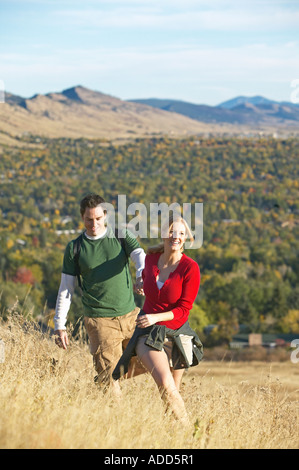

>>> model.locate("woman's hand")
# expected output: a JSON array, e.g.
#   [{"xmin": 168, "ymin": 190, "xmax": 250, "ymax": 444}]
[
  {"xmin": 136, "ymin": 310, "xmax": 174, "ymax": 328},
  {"xmin": 134, "ymin": 276, "xmax": 144, "ymax": 296},
  {"xmin": 136, "ymin": 314, "xmax": 157, "ymax": 328}
]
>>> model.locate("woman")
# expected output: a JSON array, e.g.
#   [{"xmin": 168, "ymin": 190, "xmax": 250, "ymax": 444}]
[{"xmin": 113, "ymin": 216, "xmax": 203, "ymax": 424}]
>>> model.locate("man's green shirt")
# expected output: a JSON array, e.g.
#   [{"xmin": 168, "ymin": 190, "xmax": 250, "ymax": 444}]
[{"xmin": 62, "ymin": 227, "xmax": 140, "ymax": 318}]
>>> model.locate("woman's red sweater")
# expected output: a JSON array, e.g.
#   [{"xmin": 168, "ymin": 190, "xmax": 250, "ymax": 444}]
[{"xmin": 142, "ymin": 252, "xmax": 200, "ymax": 330}]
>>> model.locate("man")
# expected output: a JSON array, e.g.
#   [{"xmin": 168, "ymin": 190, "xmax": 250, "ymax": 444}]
[{"xmin": 54, "ymin": 194, "xmax": 145, "ymax": 392}]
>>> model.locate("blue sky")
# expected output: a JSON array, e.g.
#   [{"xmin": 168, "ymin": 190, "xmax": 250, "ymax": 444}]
[{"xmin": 1, "ymin": 0, "xmax": 299, "ymax": 105}]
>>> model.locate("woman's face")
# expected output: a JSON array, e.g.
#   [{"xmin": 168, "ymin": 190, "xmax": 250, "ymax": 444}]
[{"xmin": 164, "ymin": 221, "xmax": 187, "ymax": 252}]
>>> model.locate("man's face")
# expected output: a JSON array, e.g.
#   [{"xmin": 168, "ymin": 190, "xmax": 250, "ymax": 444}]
[{"xmin": 82, "ymin": 205, "xmax": 106, "ymax": 237}]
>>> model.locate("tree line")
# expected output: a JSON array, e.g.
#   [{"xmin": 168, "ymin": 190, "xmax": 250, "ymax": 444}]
[{"xmin": 0, "ymin": 135, "xmax": 298, "ymax": 344}]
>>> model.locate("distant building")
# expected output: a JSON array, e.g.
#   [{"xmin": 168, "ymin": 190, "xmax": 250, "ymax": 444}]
[
  {"xmin": 230, "ymin": 333, "xmax": 298, "ymax": 349},
  {"xmin": 248, "ymin": 334, "xmax": 262, "ymax": 347}
]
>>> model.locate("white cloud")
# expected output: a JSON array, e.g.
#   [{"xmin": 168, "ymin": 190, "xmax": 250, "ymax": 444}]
[
  {"xmin": 2, "ymin": 41, "xmax": 298, "ymax": 101},
  {"xmin": 52, "ymin": 4, "xmax": 299, "ymax": 32},
  {"xmin": 2, "ymin": 42, "xmax": 298, "ymax": 75},
  {"xmin": 2, "ymin": 0, "xmax": 299, "ymax": 103}
]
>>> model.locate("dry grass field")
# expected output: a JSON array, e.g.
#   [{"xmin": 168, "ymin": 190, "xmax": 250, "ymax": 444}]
[{"xmin": 0, "ymin": 313, "xmax": 298, "ymax": 450}]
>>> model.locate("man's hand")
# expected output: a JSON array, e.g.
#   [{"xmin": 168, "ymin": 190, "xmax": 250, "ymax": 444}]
[
  {"xmin": 134, "ymin": 276, "xmax": 144, "ymax": 296},
  {"xmin": 136, "ymin": 313, "xmax": 157, "ymax": 328},
  {"xmin": 54, "ymin": 330, "xmax": 69, "ymax": 350}
]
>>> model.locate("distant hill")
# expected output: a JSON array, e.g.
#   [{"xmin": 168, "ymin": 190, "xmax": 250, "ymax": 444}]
[
  {"xmin": 218, "ymin": 95, "xmax": 279, "ymax": 109},
  {"xmin": 1, "ymin": 86, "xmax": 299, "ymax": 146},
  {"xmin": 129, "ymin": 96, "xmax": 299, "ymax": 130},
  {"xmin": 128, "ymin": 98, "xmax": 236, "ymax": 123},
  {"xmin": 0, "ymin": 86, "xmax": 219, "ymax": 144}
]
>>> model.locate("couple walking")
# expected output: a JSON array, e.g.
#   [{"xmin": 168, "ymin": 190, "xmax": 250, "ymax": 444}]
[{"xmin": 54, "ymin": 194, "xmax": 203, "ymax": 424}]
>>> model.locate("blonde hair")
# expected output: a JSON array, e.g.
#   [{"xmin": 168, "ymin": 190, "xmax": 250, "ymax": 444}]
[{"xmin": 147, "ymin": 215, "xmax": 194, "ymax": 254}]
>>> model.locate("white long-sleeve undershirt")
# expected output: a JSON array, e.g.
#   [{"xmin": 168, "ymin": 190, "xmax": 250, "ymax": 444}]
[{"xmin": 54, "ymin": 244, "xmax": 145, "ymax": 331}]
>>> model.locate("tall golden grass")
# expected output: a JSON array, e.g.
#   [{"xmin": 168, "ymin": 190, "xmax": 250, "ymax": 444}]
[{"xmin": 0, "ymin": 311, "xmax": 298, "ymax": 449}]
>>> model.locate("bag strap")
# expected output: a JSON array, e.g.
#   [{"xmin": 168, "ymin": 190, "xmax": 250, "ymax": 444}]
[
  {"xmin": 73, "ymin": 233, "xmax": 83, "ymax": 290},
  {"xmin": 115, "ymin": 228, "xmax": 129, "ymax": 262}
]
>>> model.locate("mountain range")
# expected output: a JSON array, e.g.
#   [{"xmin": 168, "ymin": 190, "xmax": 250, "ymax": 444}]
[
  {"xmin": 0, "ymin": 86, "xmax": 298, "ymax": 145},
  {"xmin": 130, "ymin": 96, "xmax": 299, "ymax": 127}
]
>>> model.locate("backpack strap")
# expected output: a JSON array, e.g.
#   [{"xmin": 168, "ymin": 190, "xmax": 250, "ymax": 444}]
[
  {"xmin": 115, "ymin": 228, "xmax": 130, "ymax": 287},
  {"xmin": 73, "ymin": 233, "xmax": 83, "ymax": 290},
  {"xmin": 115, "ymin": 228, "xmax": 129, "ymax": 262}
]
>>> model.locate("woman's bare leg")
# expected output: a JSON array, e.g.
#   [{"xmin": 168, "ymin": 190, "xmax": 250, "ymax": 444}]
[
  {"xmin": 136, "ymin": 338, "xmax": 189, "ymax": 424},
  {"xmin": 172, "ymin": 368, "xmax": 185, "ymax": 392}
]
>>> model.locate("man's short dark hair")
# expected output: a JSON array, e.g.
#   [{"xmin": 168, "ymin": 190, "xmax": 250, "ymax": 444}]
[{"xmin": 80, "ymin": 194, "xmax": 106, "ymax": 217}]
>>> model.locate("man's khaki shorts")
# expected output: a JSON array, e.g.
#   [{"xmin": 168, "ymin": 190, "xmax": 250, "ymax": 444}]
[{"xmin": 84, "ymin": 307, "xmax": 140, "ymax": 385}]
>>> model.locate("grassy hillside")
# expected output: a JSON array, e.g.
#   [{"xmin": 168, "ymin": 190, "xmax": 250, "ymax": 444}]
[{"xmin": 0, "ymin": 313, "xmax": 298, "ymax": 449}]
